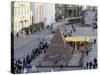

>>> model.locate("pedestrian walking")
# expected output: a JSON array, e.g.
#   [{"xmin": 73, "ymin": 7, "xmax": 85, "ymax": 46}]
[
  {"xmin": 86, "ymin": 62, "xmax": 89, "ymax": 69},
  {"xmin": 89, "ymin": 62, "xmax": 92, "ymax": 69},
  {"xmin": 94, "ymin": 58, "xmax": 97, "ymax": 64},
  {"xmin": 60, "ymin": 64, "xmax": 63, "ymax": 70},
  {"xmin": 17, "ymin": 63, "xmax": 22, "ymax": 73},
  {"xmin": 64, "ymin": 29, "xmax": 67, "ymax": 37},
  {"xmin": 94, "ymin": 39, "xmax": 96, "ymax": 44},
  {"xmin": 93, "ymin": 58, "xmax": 97, "ymax": 68},
  {"xmin": 16, "ymin": 32, "xmax": 19, "ymax": 37},
  {"xmin": 71, "ymin": 24, "xmax": 76, "ymax": 32},
  {"xmin": 71, "ymin": 24, "xmax": 74, "ymax": 31},
  {"xmin": 93, "ymin": 63, "xmax": 96, "ymax": 69}
]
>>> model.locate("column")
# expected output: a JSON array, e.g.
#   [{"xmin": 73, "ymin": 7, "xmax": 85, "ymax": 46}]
[{"xmin": 75, "ymin": 10, "xmax": 77, "ymax": 17}]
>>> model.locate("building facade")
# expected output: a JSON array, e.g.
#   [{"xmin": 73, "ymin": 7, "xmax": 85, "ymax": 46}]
[
  {"xmin": 44, "ymin": 3, "xmax": 55, "ymax": 26},
  {"xmin": 55, "ymin": 4, "xmax": 82, "ymax": 23},
  {"xmin": 11, "ymin": 1, "xmax": 32, "ymax": 34},
  {"xmin": 32, "ymin": 2, "xmax": 44, "ymax": 23},
  {"xmin": 32, "ymin": 2, "xmax": 55, "ymax": 27}
]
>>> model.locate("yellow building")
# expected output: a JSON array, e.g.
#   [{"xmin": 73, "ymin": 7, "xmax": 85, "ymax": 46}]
[{"xmin": 11, "ymin": 1, "xmax": 32, "ymax": 34}]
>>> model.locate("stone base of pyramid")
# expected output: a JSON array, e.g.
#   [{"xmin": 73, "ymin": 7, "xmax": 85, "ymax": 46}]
[
  {"xmin": 67, "ymin": 52, "xmax": 82, "ymax": 66},
  {"xmin": 40, "ymin": 54, "xmax": 82, "ymax": 67},
  {"xmin": 41, "ymin": 60, "xmax": 67, "ymax": 66},
  {"xmin": 40, "ymin": 52, "xmax": 82, "ymax": 67}
]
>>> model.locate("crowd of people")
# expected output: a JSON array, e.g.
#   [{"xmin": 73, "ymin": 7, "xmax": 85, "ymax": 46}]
[{"xmin": 13, "ymin": 39, "xmax": 49, "ymax": 73}]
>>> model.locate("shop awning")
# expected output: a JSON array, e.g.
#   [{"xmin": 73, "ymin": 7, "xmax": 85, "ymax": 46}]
[{"xmin": 65, "ymin": 37, "xmax": 90, "ymax": 42}]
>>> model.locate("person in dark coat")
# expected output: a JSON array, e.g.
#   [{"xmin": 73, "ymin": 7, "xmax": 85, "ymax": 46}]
[
  {"xmin": 23, "ymin": 58, "xmax": 26, "ymax": 69},
  {"xmin": 93, "ymin": 58, "xmax": 97, "ymax": 68},
  {"xmin": 93, "ymin": 63, "xmax": 96, "ymax": 69},
  {"xmin": 89, "ymin": 62, "xmax": 92, "ymax": 69},
  {"xmin": 18, "ymin": 64, "xmax": 22, "ymax": 73},
  {"xmin": 27, "ymin": 55, "xmax": 31, "ymax": 65},
  {"xmin": 16, "ymin": 32, "xmax": 19, "ymax": 37},
  {"xmin": 16, "ymin": 59, "xmax": 22, "ymax": 73},
  {"xmin": 94, "ymin": 39, "xmax": 96, "ymax": 44},
  {"xmin": 32, "ymin": 49, "xmax": 37, "ymax": 58},
  {"xmin": 86, "ymin": 62, "xmax": 89, "ymax": 69},
  {"xmin": 60, "ymin": 64, "xmax": 63, "ymax": 70},
  {"xmin": 94, "ymin": 58, "xmax": 97, "ymax": 63}
]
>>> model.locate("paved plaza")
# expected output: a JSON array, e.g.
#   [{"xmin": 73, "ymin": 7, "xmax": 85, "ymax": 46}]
[{"xmin": 14, "ymin": 23, "xmax": 97, "ymax": 72}]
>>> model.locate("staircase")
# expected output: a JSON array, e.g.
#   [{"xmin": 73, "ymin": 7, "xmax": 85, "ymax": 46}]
[{"xmin": 84, "ymin": 10, "xmax": 96, "ymax": 25}]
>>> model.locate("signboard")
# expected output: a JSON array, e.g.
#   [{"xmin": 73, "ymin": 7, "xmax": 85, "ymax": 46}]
[{"xmin": 14, "ymin": 2, "xmax": 30, "ymax": 7}]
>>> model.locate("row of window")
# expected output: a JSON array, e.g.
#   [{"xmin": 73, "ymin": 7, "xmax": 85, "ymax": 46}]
[
  {"xmin": 14, "ymin": 7, "xmax": 30, "ymax": 17},
  {"xmin": 36, "ymin": 4, "xmax": 44, "ymax": 23}
]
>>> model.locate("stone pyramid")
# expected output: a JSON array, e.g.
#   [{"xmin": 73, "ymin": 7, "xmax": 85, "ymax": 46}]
[{"xmin": 42, "ymin": 27, "xmax": 72, "ymax": 66}]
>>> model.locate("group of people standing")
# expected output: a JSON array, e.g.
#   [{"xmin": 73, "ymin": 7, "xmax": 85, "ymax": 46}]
[
  {"xmin": 13, "ymin": 39, "xmax": 49, "ymax": 73},
  {"xmin": 83, "ymin": 58, "xmax": 97, "ymax": 69},
  {"xmin": 71, "ymin": 24, "xmax": 76, "ymax": 32},
  {"xmin": 91, "ymin": 22, "xmax": 97, "ymax": 31},
  {"xmin": 14, "ymin": 55, "xmax": 32, "ymax": 73},
  {"xmin": 63, "ymin": 29, "xmax": 72, "ymax": 37},
  {"xmin": 63, "ymin": 24, "xmax": 77, "ymax": 37}
]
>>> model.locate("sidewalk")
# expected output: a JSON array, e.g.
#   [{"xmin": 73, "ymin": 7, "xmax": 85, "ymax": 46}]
[
  {"xmin": 14, "ymin": 29, "xmax": 53, "ymax": 59},
  {"xmin": 83, "ymin": 41, "xmax": 97, "ymax": 63},
  {"xmin": 65, "ymin": 25, "xmax": 97, "ymax": 37}
]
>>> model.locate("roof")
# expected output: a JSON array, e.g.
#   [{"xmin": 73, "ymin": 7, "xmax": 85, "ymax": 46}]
[{"xmin": 65, "ymin": 37, "xmax": 90, "ymax": 42}]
